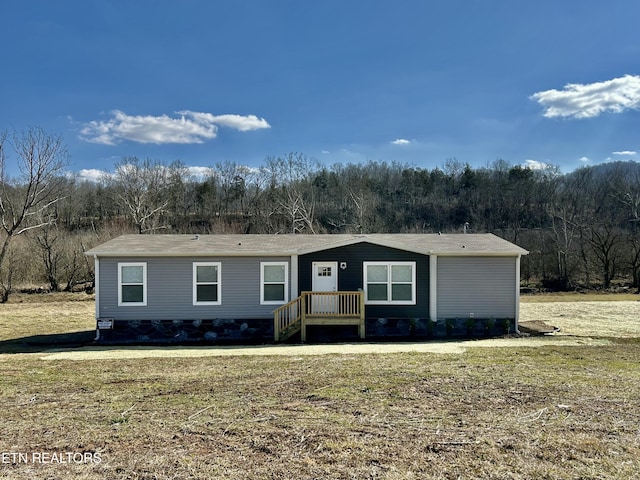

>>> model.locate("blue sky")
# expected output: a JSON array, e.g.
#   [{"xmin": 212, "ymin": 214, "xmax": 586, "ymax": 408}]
[{"xmin": 2, "ymin": 0, "xmax": 640, "ymax": 181}]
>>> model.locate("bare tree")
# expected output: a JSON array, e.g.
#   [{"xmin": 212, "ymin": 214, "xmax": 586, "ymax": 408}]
[
  {"xmin": 105, "ymin": 157, "xmax": 171, "ymax": 234},
  {"xmin": 615, "ymin": 167, "xmax": 640, "ymax": 290},
  {"xmin": 265, "ymin": 153, "xmax": 319, "ymax": 233},
  {"xmin": 0, "ymin": 127, "xmax": 69, "ymax": 302},
  {"xmin": 34, "ymin": 224, "xmax": 62, "ymax": 292}
]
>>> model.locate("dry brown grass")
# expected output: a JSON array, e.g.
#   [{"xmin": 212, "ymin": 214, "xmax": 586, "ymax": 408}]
[
  {"xmin": 1, "ymin": 348, "xmax": 639, "ymax": 479},
  {"xmin": 521, "ymin": 291, "xmax": 639, "ymax": 302},
  {"xmin": 0, "ymin": 292, "xmax": 639, "ymax": 479},
  {"xmin": 520, "ymin": 301, "xmax": 640, "ymax": 338},
  {"xmin": 0, "ymin": 293, "xmax": 95, "ymax": 342}
]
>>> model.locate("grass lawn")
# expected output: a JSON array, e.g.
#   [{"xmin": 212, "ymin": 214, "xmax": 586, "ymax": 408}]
[
  {"xmin": 0, "ymin": 293, "xmax": 95, "ymax": 339},
  {"xmin": 0, "ymin": 293, "xmax": 639, "ymax": 479}
]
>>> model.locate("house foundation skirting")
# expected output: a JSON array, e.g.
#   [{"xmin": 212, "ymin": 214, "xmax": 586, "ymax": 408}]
[
  {"xmin": 367, "ymin": 317, "xmax": 515, "ymax": 339},
  {"xmin": 96, "ymin": 317, "xmax": 516, "ymax": 344},
  {"xmin": 96, "ymin": 318, "xmax": 273, "ymax": 344}
]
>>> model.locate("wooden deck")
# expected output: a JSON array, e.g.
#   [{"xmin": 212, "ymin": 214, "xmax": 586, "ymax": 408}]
[{"xmin": 273, "ymin": 291, "xmax": 365, "ymax": 342}]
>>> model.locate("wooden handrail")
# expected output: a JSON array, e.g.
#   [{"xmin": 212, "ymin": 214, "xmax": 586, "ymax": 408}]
[
  {"xmin": 301, "ymin": 291, "xmax": 363, "ymax": 317},
  {"xmin": 273, "ymin": 291, "xmax": 365, "ymax": 342},
  {"xmin": 273, "ymin": 295, "xmax": 303, "ymax": 342}
]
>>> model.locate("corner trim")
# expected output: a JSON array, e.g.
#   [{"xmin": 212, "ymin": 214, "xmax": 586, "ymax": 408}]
[
  {"xmin": 429, "ymin": 255, "xmax": 437, "ymax": 321},
  {"xmin": 515, "ymin": 254, "xmax": 521, "ymax": 333}
]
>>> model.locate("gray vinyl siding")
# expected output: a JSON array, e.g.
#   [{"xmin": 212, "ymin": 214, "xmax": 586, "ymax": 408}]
[
  {"xmin": 437, "ymin": 256, "xmax": 516, "ymax": 319},
  {"xmin": 98, "ymin": 256, "xmax": 290, "ymax": 320}
]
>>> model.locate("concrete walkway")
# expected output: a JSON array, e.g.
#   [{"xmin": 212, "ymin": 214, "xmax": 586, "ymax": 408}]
[{"xmin": 39, "ymin": 335, "xmax": 610, "ymax": 360}]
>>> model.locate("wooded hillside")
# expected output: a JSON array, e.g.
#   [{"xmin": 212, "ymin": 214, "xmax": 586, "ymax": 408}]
[{"xmin": 3, "ymin": 148, "xmax": 640, "ymax": 295}]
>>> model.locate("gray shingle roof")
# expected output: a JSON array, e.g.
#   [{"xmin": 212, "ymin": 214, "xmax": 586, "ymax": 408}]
[{"xmin": 85, "ymin": 233, "xmax": 528, "ymax": 257}]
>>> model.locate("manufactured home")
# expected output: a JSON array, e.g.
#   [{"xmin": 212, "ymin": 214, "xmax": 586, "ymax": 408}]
[{"xmin": 85, "ymin": 233, "xmax": 528, "ymax": 343}]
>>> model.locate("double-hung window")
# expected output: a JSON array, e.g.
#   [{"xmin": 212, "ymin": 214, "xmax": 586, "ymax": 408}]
[
  {"xmin": 260, "ymin": 262, "xmax": 288, "ymax": 305},
  {"xmin": 363, "ymin": 262, "xmax": 416, "ymax": 305},
  {"xmin": 118, "ymin": 262, "xmax": 147, "ymax": 306},
  {"xmin": 193, "ymin": 262, "xmax": 222, "ymax": 305}
]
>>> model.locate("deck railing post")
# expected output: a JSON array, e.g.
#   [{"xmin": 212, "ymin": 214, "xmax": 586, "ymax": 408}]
[
  {"xmin": 359, "ymin": 291, "xmax": 365, "ymax": 339},
  {"xmin": 300, "ymin": 293, "xmax": 307, "ymax": 342}
]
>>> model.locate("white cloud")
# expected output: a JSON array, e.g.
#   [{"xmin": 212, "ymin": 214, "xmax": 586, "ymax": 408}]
[
  {"xmin": 77, "ymin": 168, "xmax": 109, "ymax": 182},
  {"xmin": 579, "ymin": 156, "xmax": 590, "ymax": 163},
  {"xmin": 80, "ymin": 110, "xmax": 270, "ymax": 145},
  {"xmin": 391, "ymin": 138, "xmax": 411, "ymax": 145},
  {"xmin": 76, "ymin": 165, "xmax": 217, "ymax": 182},
  {"xmin": 524, "ymin": 159, "xmax": 550, "ymax": 170},
  {"xmin": 187, "ymin": 166, "xmax": 213, "ymax": 179},
  {"xmin": 612, "ymin": 150, "xmax": 637, "ymax": 156},
  {"xmin": 530, "ymin": 74, "xmax": 640, "ymax": 119},
  {"xmin": 175, "ymin": 111, "xmax": 270, "ymax": 132}
]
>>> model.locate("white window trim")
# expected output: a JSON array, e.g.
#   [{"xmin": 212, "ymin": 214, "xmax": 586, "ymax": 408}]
[
  {"xmin": 193, "ymin": 262, "xmax": 222, "ymax": 306},
  {"xmin": 260, "ymin": 261, "xmax": 289, "ymax": 305},
  {"xmin": 363, "ymin": 261, "xmax": 416, "ymax": 305},
  {"xmin": 118, "ymin": 262, "xmax": 147, "ymax": 306}
]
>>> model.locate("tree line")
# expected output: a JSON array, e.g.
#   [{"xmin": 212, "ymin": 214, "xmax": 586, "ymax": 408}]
[{"xmin": 2, "ymin": 127, "xmax": 640, "ymax": 301}]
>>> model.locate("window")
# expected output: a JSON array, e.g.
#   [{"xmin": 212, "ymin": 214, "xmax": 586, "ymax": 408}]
[
  {"xmin": 118, "ymin": 262, "xmax": 147, "ymax": 306},
  {"xmin": 318, "ymin": 266, "xmax": 332, "ymax": 277},
  {"xmin": 363, "ymin": 262, "xmax": 416, "ymax": 305},
  {"xmin": 193, "ymin": 262, "xmax": 221, "ymax": 305},
  {"xmin": 261, "ymin": 262, "xmax": 288, "ymax": 305}
]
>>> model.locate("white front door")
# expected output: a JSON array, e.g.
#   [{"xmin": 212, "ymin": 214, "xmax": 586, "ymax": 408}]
[
  {"xmin": 312, "ymin": 262, "xmax": 338, "ymax": 292},
  {"xmin": 311, "ymin": 262, "xmax": 338, "ymax": 313}
]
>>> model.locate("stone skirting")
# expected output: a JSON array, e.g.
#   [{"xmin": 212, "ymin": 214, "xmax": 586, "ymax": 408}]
[
  {"xmin": 96, "ymin": 318, "xmax": 273, "ymax": 344},
  {"xmin": 96, "ymin": 316, "xmax": 516, "ymax": 344},
  {"xmin": 368, "ymin": 317, "xmax": 515, "ymax": 339}
]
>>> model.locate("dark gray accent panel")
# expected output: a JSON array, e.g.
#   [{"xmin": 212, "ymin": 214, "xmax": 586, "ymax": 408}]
[
  {"xmin": 299, "ymin": 242, "xmax": 429, "ymax": 319},
  {"xmin": 99, "ymin": 256, "xmax": 289, "ymax": 320},
  {"xmin": 437, "ymin": 256, "xmax": 516, "ymax": 318}
]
